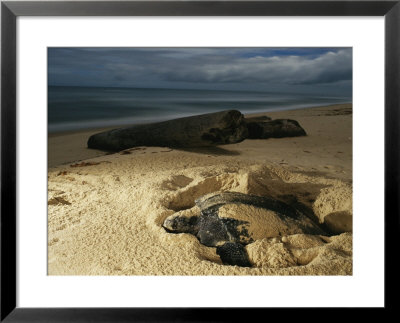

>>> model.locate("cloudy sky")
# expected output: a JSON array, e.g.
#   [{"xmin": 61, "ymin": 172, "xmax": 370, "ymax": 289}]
[{"xmin": 48, "ymin": 47, "xmax": 352, "ymax": 95}]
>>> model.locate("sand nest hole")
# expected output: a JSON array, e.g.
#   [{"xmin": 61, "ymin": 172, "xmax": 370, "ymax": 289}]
[{"xmin": 158, "ymin": 166, "xmax": 352, "ymax": 269}]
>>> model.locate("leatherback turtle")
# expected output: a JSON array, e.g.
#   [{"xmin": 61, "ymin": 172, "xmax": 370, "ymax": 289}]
[{"xmin": 163, "ymin": 191, "xmax": 325, "ymax": 267}]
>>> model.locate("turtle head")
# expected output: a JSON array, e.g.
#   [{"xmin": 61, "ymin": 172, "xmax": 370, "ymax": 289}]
[{"xmin": 163, "ymin": 214, "xmax": 199, "ymax": 235}]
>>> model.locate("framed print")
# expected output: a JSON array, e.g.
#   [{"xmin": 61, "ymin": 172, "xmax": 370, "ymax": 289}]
[{"xmin": 1, "ymin": 0, "xmax": 399, "ymax": 321}]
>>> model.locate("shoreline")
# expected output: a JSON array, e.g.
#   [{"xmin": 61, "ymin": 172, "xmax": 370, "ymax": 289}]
[
  {"xmin": 48, "ymin": 102, "xmax": 352, "ymax": 137},
  {"xmin": 48, "ymin": 103, "xmax": 352, "ymax": 170}
]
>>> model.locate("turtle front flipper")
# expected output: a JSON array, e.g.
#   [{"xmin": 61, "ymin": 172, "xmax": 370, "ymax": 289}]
[{"xmin": 216, "ymin": 242, "xmax": 252, "ymax": 267}]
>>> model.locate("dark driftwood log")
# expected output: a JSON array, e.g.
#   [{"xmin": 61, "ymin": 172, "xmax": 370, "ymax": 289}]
[
  {"xmin": 87, "ymin": 110, "xmax": 248, "ymax": 151},
  {"xmin": 244, "ymin": 115, "xmax": 272, "ymax": 123},
  {"xmin": 246, "ymin": 119, "xmax": 306, "ymax": 139}
]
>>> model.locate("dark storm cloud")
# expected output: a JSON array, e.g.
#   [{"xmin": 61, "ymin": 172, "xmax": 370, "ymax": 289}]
[{"xmin": 48, "ymin": 47, "xmax": 352, "ymax": 93}]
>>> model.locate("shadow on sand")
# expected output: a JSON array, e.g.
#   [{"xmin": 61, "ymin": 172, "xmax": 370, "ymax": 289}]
[{"xmin": 177, "ymin": 146, "xmax": 241, "ymax": 156}]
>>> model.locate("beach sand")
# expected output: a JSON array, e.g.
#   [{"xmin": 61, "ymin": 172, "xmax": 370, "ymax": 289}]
[{"xmin": 48, "ymin": 104, "xmax": 352, "ymax": 275}]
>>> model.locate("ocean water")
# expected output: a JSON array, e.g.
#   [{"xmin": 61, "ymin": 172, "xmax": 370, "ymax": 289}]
[{"xmin": 48, "ymin": 86, "xmax": 351, "ymax": 133}]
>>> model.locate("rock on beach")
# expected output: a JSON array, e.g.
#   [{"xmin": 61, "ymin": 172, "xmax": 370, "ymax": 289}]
[
  {"xmin": 87, "ymin": 110, "xmax": 248, "ymax": 151},
  {"xmin": 246, "ymin": 118, "xmax": 307, "ymax": 139}
]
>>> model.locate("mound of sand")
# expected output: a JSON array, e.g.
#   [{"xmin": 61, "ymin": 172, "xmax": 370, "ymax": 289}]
[{"xmin": 48, "ymin": 151, "xmax": 352, "ymax": 275}]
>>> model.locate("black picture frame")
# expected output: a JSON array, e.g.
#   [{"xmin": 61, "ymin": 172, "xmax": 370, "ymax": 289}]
[{"xmin": 1, "ymin": 0, "xmax": 398, "ymax": 321}]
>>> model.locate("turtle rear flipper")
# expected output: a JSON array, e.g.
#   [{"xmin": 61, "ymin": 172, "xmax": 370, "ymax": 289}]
[{"xmin": 216, "ymin": 242, "xmax": 252, "ymax": 267}]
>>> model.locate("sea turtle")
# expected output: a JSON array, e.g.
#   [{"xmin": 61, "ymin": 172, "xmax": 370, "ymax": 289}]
[{"xmin": 163, "ymin": 191, "xmax": 326, "ymax": 267}]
